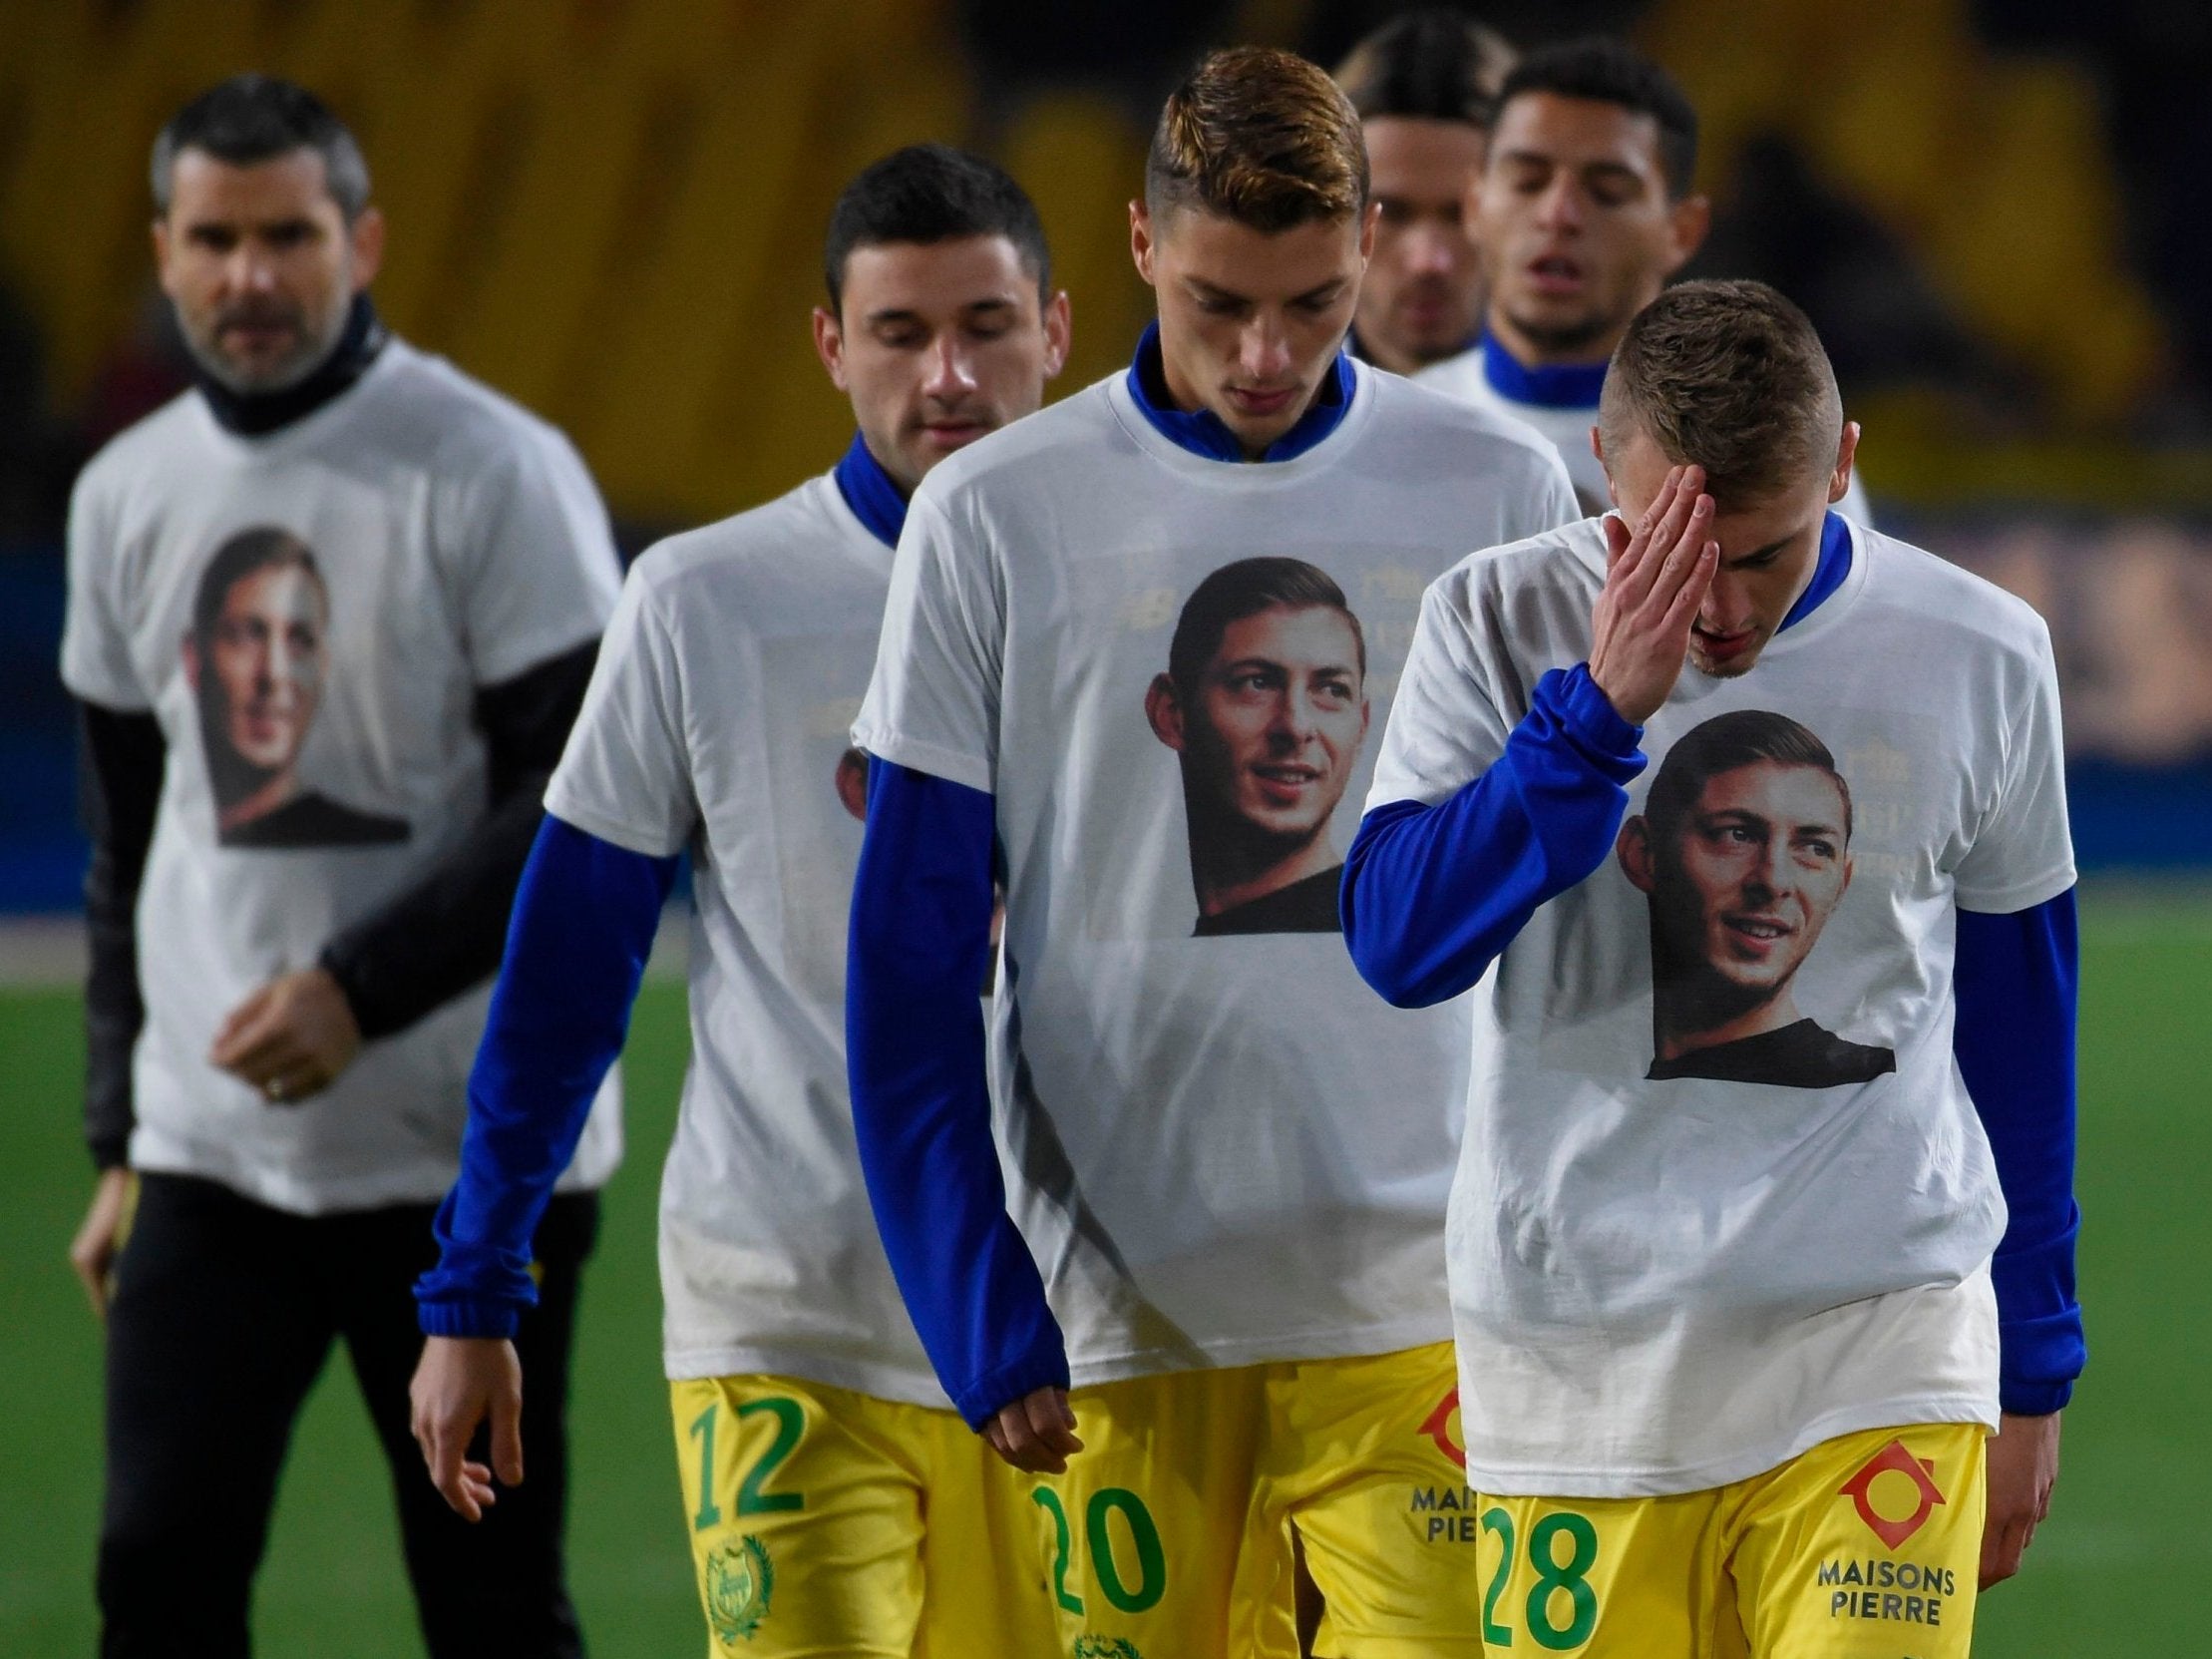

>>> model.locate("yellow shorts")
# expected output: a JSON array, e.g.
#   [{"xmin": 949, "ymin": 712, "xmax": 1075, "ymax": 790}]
[
  {"xmin": 1026, "ymin": 1342, "xmax": 1479, "ymax": 1658},
  {"xmin": 1473, "ymin": 1422, "xmax": 1987, "ymax": 1657},
  {"xmin": 669, "ymin": 1373, "xmax": 1052, "ymax": 1658}
]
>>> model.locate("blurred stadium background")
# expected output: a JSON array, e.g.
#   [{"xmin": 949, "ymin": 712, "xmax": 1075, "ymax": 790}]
[{"xmin": 1, "ymin": 1, "xmax": 2206, "ymax": 1654}]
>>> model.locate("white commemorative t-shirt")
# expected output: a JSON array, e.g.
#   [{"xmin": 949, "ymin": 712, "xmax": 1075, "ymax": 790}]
[
  {"xmin": 60, "ymin": 340, "xmax": 623, "ymax": 1215},
  {"xmin": 544, "ymin": 473, "xmax": 944, "ymax": 1399},
  {"xmin": 1367, "ymin": 515, "xmax": 2074, "ymax": 1496},
  {"xmin": 1418, "ymin": 342, "xmax": 1877, "ymax": 523},
  {"xmin": 857, "ymin": 364, "xmax": 1579, "ymax": 1386}
]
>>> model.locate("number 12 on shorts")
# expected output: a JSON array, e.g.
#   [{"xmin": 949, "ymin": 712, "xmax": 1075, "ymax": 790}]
[
  {"xmin": 1482, "ymin": 1508, "xmax": 1600, "ymax": 1650},
  {"xmin": 688, "ymin": 1399, "xmax": 807, "ymax": 1531}
]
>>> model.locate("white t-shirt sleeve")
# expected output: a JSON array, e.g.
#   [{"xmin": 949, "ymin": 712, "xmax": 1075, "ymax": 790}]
[
  {"xmin": 59, "ymin": 466, "xmax": 149, "ymax": 711},
  {"xmin": 1951, "ymin": 621, "xmax": 2076, "ymax": 913},
  {"xmin": 1529, "ymin": 450, "xmax": 1582, "ymax": 537},
  {"xmin": 1365, "ymin": 573, "xmax": 1515, "ymax": 811},
  {"xmin": 450, "ymin": 427, "xmax": 621, "ymax": 687},
  {"xmin": 543, "ymin": 568, "xmax": 698, "ymax": 859},
  {"xmin": 852, "ymin": 486, "xmax": 1001, "ymax": 793}
]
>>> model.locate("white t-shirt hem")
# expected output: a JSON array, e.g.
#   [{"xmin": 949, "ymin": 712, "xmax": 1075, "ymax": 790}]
[
  {"xmin": 131, "ymin": 1134, "xmax": 615, "ymax": 1216},
  {"xmin": 1462, "ymin": 1391, "xmax": 2000, "ymax": 1500},
  {"xmin": 1065, "ymin": 1313, "xmax": 1454, "ymax": 1389},
  {"xmin": 852, "ymin": 727, "xmax": 993, "ymax": 795},
  {"xmin": 661, "ymin": 1343, "xmax": 955, "ymax": 1409}
]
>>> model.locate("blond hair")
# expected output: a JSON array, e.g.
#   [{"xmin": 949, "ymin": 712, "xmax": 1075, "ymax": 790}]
[
  {"xmin": 1599, "ymin": 280, "xmax": 1843, "ymax": 502},
  {"xmin": 1147, "ymin": 46, "xmax": 1368, "ymax": 232}
]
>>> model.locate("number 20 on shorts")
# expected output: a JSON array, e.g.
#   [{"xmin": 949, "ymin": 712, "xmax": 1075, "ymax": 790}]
[
  {"xmin": 1482, "ymin": 1507, "xmax": 1600, "ymax": 1650},
  {"xmin": 1032, "ymin": 1485, "xmax": 1168, "ymax": 1616}
]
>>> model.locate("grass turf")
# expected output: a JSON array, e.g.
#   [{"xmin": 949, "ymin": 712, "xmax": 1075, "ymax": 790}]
[{"xmin": 2, "ymin": 890, "xmax": 2206, "ymax": 1655}]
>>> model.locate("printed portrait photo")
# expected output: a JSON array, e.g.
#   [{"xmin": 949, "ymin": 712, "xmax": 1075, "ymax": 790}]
[
  {"xmin": 1616, "ymin": 708, "xmax": 1896, "ymax": 1088},
  {"xmin": 184, "ymin": 527, "xmax": 409, "ymax": 849},
  {"xmin": 1145, "ymin": 557, "xmax": 1370, "ymax": 937}
]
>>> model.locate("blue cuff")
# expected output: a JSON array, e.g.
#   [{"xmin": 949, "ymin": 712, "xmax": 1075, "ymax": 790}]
[
  {"xmin": 847, "ymin": 762, "xmax": 1067, "ymax": 1427},
  {"xmin": 1342, "ymin": 663, "xmax": 1644, "ymax": 1008},
  {"xmin": 1954, "ymin": 888, "xmax": 2082, "ymax": 1408},
  {"xmin": 414, "ymin": 816, "xmax": 675, "ymax": 1337}
]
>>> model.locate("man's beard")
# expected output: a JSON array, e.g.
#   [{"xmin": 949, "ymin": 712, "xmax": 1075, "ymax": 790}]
[
  {"xmin": 1500, "ymin": 303, "xmax": 1618, "ymax": 361},
  {"xmin": 184, "ymin": 302, "xmax": 343, "ymax": 395}
]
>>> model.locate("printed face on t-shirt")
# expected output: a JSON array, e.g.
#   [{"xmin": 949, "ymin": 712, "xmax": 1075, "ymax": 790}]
[
  {"xmin": 1617, "ymin": 709, "xmax": 1893, "ymax": 1087},
  {"xmin": 183, "ymin": 528, "xmax": 410, "ymax": 850},
  {"xmin": 203, "ymin": 559, "xmax": 328, "ymax": 774},
  {"xmin": 1147, "ymin": 559, "xmax": 1371, "ymax": 934}
]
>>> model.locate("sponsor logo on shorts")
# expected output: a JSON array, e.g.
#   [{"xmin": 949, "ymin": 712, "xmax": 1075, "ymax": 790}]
[
  {"xmin": 1072, "ymin": 1638, "xmax": 1143, "ymax": 1658},
  {"xmin": 1839, "ymin": 1439, "xmax": 1946, "ymax": 1549},
  {"xmin": 1419, "ymin": 1388, "xmax": 1466, "ymax": 1469},
  {"xmin": 704, "ymin": 1535, "xmax": 775, "ymax": 1645},
  {"xmin": 1815, "ymin": 1555, "xmax": 1958, "ymax": 1628}
]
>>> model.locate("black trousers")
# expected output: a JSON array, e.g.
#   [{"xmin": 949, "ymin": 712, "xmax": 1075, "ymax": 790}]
[{"xmin": 98, "ymin": 1172, "xmax": 598, "ymax": 1659}]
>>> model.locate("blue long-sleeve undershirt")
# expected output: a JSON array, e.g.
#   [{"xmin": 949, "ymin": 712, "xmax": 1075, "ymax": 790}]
[
  {"xmin": 415, "ymin": 815, "xmax": 677, "ymax": 1338},
  {"xmin": 1955, "ymin": 890, "xmax": 2083, "ymax": 1414},
  {"xmin": 845, "ymin": 761, "xmax": 1068, "ymax": 1428},
  {"xmin": 1342, "ymin": 663, "xmax": 1648, "ymax": 1008}
]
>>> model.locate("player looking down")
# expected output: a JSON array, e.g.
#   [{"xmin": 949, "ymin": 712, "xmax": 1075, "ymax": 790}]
[
  {"xmin": 848, "ymin": 46, "xmax": 1575, "ymax": 1657},
  {"xmin": 1344, "ymin": 279, "xmax": 2080, "ymax": 1657},
  {"xmin": 1332, "ymin": 7, "xmax": 1515, "ymax": 377},
  {"xmin": 409, "ymin": 145, "xmax": 1068, "ymax": 1658}
]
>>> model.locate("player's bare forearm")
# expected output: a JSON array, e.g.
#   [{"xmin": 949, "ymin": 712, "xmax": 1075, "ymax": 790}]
[
  {"xmin": 982, "ymin": 1385, "xmax": 1083, "ymax": 1474},
  {"xmin": 409, "ymin": 1335, "xmax": 526, "ymax": 1523},
  {"xmin": 1980, "ymin": 1410, "xmax": 2061, "ymax": 1590}
]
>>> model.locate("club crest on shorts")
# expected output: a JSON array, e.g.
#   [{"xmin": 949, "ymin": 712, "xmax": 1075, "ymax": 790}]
[
  {"xmin": 1839, "ymin": 1439, "xmax": 1946, "ymax": 1549},
  {"xmin": 704, "ymin": 1535, "xmax": 775, "ymax": 1643},
  {"xmin": 1419, "ymin": 1388, "xmax": 1467, "ymax": 1469},
  {"xmin": 1072, "ymin": 1637, "xmax": 1143, "ymax": 1659}
]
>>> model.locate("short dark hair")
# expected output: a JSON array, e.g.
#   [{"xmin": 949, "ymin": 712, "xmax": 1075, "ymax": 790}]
[
  {"xmin": 1495, "ymin": 37, "xmax": 1697, "ymax": 198},
  {"xmin": 153, "ymin": 75, "xmax": 370, "ymax": 220},
  {"xmin": 1335, "ymin": 8, "xmax": 1517, "ymax": 127},
  {"xmin": 1148, "ymin": 46, "xmax": 1368, "ymax": 232},
  {"xmin": 1168, "ymin": 557, "xmax": 1366, "ymax": 693},
  {"xmin": 1644, "ymin": 708, "xmax": 1851, "ymax": 849},
  {"xmin": 192, "ymin": 527, "xmax": 325, "ymax": 646},
  {"xmin": 823, "ymin": 144, "xmax": 1051, "ymax": 312},
  {"xmin": 1599, "ymin": 278, "xmax": 1844, "ymax": 505}
]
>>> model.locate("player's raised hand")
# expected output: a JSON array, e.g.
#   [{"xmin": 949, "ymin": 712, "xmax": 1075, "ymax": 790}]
[
  {"xmin": 410, "ymin": 1335, "xmax": 527, "ymax": 1523},
  {"xmin": 981, "ymin": 1385, "xmax": 1083, "ymax": 1473},
  {"xmin": 210, "ymin": 966, "xmax": 363, "ymax": 1103},
  {"xmin": 1588, "ymin": 464, "xmax": 1719, "ymax": 724},
  {"xmin": 1980, "ymin": 1410, "xmax": 2061, "ymax": 1589}
]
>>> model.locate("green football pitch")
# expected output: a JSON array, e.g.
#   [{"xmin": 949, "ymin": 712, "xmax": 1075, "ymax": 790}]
[{"xmin": 4, "ymin": 889, "xmax": 2207, "ymax": 1656}]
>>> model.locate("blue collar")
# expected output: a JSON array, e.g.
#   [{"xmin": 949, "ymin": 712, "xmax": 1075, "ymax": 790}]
[
  {"xmin": 1779, "ymin": 511, "xmax": 1852, "ymax": 632},
  {"xmin": 832, "ymin": 432, "xmax": 908, "ymax": 550},
  {"xmin": 1480, "ymin": 329, "xmax": 1609, "ymax": 411},
  {"xmin": 1125, "ymin": 322, "xmax": 1354, "ymax": 463}
]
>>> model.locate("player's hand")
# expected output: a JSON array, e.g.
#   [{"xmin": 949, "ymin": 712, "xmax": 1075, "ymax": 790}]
[
  {"xmin": 1588, "ymin": 464, "xmax": 1719, "ymax": 724},
  {"xmin": 210, "ymin": 966, "xmax": 362, "ymax": 1103},
  {"xmin": 982, "ymin": 1386, "xmax": 1083, "ymax": 1474},
  {"xmin": 1980, "ymin": 1410, "xmax": 2061, "ymax": 1589},
  {"xmin": 68, "ymin": 1166, "xmax": 134, "ymax": 1319},
  {"xmin": 410, "ymin": 1335, "xmax": 526, "ymax": 1523}
]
